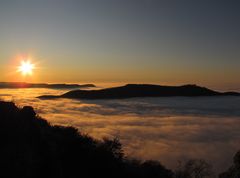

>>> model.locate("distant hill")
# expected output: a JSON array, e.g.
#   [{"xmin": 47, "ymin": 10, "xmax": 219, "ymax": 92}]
[
  {"xmin": 38, "ymin": 84, "xmax": 240, "ymax": 99},
  {"xmin": 0, "ymin": 82, "xmax": 95, "ymax": 89}
]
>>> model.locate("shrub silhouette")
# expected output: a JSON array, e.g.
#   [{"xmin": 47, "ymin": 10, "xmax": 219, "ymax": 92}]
[
  {"xmin": 0, "ymin": 101, "xmax": 173, "ymax": 178},
  {"xmin": 219, "ymin": 151, "xmax": 240, "ymax": 178},
  {"xmin": 1, "ymin": 100, "xmax": 239, "ymax": 178},
  {"xmin": 174, "ymin": 159, "xmax": 213, "ymax": 178}
]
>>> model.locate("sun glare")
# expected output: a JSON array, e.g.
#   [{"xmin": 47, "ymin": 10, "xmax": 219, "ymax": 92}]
[{"xmin": 18, "ymin": 60, "xmax": 35, "ymax": 76}]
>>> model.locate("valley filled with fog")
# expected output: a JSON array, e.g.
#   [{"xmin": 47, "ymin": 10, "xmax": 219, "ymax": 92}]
[{"xmin": 1, "ymin": 88, "xmax": 240, "ymax": 172}]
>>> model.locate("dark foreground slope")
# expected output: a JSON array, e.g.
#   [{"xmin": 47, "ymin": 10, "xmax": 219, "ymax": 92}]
[
  {"xmin": 0, "ymin": 82, "xmax": 95, "ymax": 89},
  {"xmin": 219, "ymin": 151, "xmax": 240, "ymax": 178},
  {"xmin": 0, "ymin": 101, "xmax": 173, "ymax": 178},
  {"xmin": 0, "ymin": 101, "xmax": 239, "ymax": 178},
  {"xmin": 38, "ymin": 84, "xmax": 240, "ymax": 99}
]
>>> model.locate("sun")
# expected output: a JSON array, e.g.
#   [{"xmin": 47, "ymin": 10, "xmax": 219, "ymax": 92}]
[{"xmin": 18, "ymin": 60, "xmax": 35, "ymax": 76}]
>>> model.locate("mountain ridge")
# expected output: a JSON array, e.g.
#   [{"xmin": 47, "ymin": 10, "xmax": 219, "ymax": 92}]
[
  {"xmin": 38, "ymin": 84, "xmax": 240, "ymax": 100},
  {"xmin": 0, "ymin": 82, "xmax": 95, "ymax": 89}
]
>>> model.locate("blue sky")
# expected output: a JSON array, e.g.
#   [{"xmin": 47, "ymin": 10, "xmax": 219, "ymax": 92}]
[{"xmin": 0, "ymin": 0, "xmax": 239, "ymax": 90}]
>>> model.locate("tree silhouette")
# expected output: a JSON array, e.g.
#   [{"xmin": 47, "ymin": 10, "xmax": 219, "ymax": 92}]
[
  {"xmin": 1, "ymin": 100, "xmax": 239, "ymax": 178},
  {"xmin": 0, "ymin": 101, "xmax": 173, "ymax": 178},
  {"xmin": 175, "ymin": 159, "xmax": 213, "ymax": 178},
  {"xmin": 219, "ymin": 151, "xmax": 240, "ymax": 178}
]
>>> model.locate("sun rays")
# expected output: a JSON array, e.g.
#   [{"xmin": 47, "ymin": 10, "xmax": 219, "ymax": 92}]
[{"xmin": 17, "ymin": 60, "xmax": 35, "ymax": 76}]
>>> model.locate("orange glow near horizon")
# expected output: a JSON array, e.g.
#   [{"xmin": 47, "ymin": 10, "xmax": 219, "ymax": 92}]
[{"xmin": 17, "ymin": 60, "xmax": 35, "ymax": 76}]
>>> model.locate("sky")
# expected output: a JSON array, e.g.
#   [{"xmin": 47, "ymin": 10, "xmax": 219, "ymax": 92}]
[{"xmin": 0, "ymin": 0, "xmax": 240, "ymax": 90}]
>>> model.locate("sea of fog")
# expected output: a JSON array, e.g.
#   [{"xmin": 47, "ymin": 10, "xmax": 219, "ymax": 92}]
[{"xmin": 0, "ymin": 87, "xmax": 240, "ymax": 173}]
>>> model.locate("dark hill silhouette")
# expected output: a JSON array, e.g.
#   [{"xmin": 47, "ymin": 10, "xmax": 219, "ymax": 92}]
[
  {"xmin": 38, "ymin": 84, "xmax": 240, "ymax": 99},
  {"xmin": 0, "ymin": 82, "xmax": 95, "ymax": 89},
  {"xmin": 0, "ymin": 101, "xmax": 173, "ymax": 178},
  {"xmin": 219, "ymin": 151, "xmax": 240, "ymax": 178},
  {"xmin": 0, "ymin": 100, "xmax": 239, "ymax": 177}
]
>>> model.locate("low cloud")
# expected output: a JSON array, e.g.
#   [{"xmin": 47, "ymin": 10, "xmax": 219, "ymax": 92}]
[{"xmin": 1, "ymin": 88, "xmax": 240, "ymax": 172}]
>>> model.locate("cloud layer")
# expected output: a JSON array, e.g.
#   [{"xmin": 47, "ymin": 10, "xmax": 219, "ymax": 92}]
[{"xmin": 1, "ymin": 88, "xmax": 240, "ymax": 172}]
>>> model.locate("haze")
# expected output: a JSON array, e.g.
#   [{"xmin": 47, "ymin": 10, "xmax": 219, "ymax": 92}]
[{"xmin": 0, "ymin": 0, "xmax": 239, "ymax": 91}]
